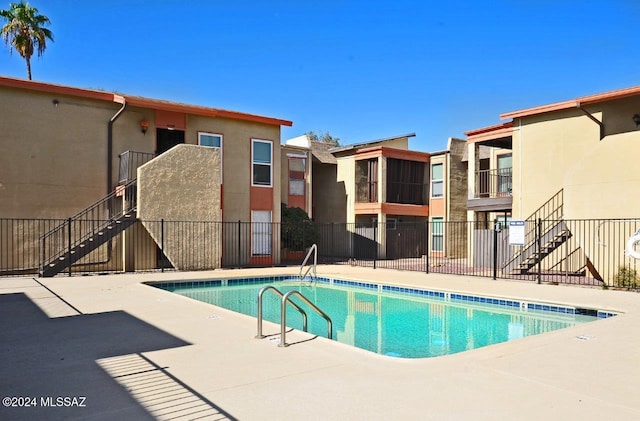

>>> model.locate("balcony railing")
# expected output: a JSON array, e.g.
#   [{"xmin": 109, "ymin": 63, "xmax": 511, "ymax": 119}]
[
  {"xmin": 386, "ymin": 181, "xmax": 427, "ymax": 205},
  {"xmin": 356, "ymin": 181, "xmax": 378, "ymax": 203},
  {"xmin": 118, "ymin": 150, "xmax": 156, "ymax": 184},
  {"xmin": 475, "ymin": 168, "xmax": 512, "ymax": 198}
]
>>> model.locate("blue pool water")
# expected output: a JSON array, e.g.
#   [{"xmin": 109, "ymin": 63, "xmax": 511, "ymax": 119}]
[{"xmin": 151, "ymin": 276, "xmax": 611, "ymax": 358}]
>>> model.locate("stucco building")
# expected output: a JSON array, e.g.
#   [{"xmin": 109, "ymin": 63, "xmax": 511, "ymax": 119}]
[
  {"xmin": 465, "ymin": 86, "xmax": 640, "ymax": 282},
  {"xmin": 0, "ymin": 76, "xmax": 292, "ymax": 274}
]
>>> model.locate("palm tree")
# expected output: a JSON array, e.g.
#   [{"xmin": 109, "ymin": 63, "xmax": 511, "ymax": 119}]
[{"xmin": 0, "ymin": 1, "xmax": 53, "ymax": 80}]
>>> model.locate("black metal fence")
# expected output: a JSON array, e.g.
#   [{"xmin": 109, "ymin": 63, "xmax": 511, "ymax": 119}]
[{"xmin": 2, "ymin": 217, "xmax": 639, "ymax": 289}]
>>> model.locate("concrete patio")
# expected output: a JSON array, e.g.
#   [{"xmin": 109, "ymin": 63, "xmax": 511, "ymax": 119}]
[{"xmin": 1, "ymin": 266, "xmax": 639, "ymax": 420}]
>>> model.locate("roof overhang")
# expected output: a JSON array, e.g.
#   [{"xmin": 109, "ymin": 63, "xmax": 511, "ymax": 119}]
[
  {"xmin": 354, "ymin": 146, "xmax": 430, "ymax": 162},
  {"xmin": 465, "ymin": 122, "xmax": 513, "ymax": 148},
  {"xmin": 0, "ymin": 75, "xmax": 292, "ymax": 127},
  {"xmin": 500, "ymin": 86, "xmax": 640, "ymax": 120}
]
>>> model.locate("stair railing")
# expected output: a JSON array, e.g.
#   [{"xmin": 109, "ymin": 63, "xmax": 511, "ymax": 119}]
[
  {"xmin": 118, "ymin": 150, "xmax": 156, "ymax": 184},
  {"xmin": 40, "ymin": 179, "xmax": 138, "ymax": 274},
  {"xmin": 501, "ymin": 189, "xmax": 570, "ymax": 275}
]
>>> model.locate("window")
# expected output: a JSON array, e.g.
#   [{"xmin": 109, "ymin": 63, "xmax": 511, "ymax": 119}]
[
  {"xmin": 252, "ymin": 139, "xmax": 272, "ymax": 186},
  {"xmin": 288, "ymin": 157, "xmax": 305, "ymax": 196},
  {"xmin": 431, "ymin": 163, "xmax": 443, "ymax": 198},
  {"xmin": 198, "ymin": 132, "xmax": 222, "ymax": 148},
  {"xmin": 497, "ymin": 154, "xmax": 512, "ymax": 196},
  {"xmin": 198, "ymin": 132, "xmax": 223, "ymax": 182},
  {"xmin": 431, "ymin": 217, "xmax": 444, "ymax": 252},
  {"xmin": 251, "ymin": 211, "xmax": 272, "ymax": 255}
]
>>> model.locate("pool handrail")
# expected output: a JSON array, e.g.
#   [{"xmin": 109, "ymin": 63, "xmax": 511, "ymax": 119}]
[
  {"xmin": 255, "ymin": 286, "xmax": 308, "ymax": 339},
  {"xmin": 279, "ymin": 290, "xmax": 332, "ymax": 347},
  {"xmin": 299, "ymin": 244, "xmax": 317, "ymax": 281}
]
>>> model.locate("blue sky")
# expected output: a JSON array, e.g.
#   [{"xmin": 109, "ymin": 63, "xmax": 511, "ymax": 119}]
[{"xmin": 2, "ymin": 1, "xmax": 639, "ymax": 152}]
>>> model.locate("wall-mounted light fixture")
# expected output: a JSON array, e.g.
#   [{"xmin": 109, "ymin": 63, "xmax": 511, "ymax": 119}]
[
  {"xmin": 633, "ymin": 114, "xmax": 640, "ymax": 128},
  {"xmin": 140, "ymin": 119, "xmax": 149, "ymax": 135},
  {"xmin": 52, "ymin": 99, "xmax": 59, "ymax": 107}
]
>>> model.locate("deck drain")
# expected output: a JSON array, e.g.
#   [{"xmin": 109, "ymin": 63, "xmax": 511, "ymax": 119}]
[
  {"xmin": 208, "ymin": 315, "xmax": 221, "ymax": 320},
  {"xmin": 576, "ymin": 335, "xmax": 594, "ymax": 340}
]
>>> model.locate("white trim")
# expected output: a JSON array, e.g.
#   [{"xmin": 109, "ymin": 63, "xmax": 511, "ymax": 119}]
[
  {"xmin": 251, "ymin": 210, "xmax": 272, "ymax": 255},
  {"xmin": 286, "ymin": 152, "xmax": 308, "ymax": 159},
  {"xmin": 251, "ymin": 139, "xmax": 273, "ymax": 187}
]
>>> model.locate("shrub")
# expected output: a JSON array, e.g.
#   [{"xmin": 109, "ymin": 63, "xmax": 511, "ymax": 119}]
[
  {"xmin": 281, "ymin": 204, "xmax": 319, "ymax": 251},
  {"xmin": 613, "ymin": 266, "xmax": 640, "ymax": 289}
]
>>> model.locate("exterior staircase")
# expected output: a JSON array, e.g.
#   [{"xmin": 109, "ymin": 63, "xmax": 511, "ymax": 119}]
[
  {"xmin": 504, "ymin": 221, "xmax": 572, "ymax": 274},
  {"xmin": 40, "ymin": 179, "xmax": 138, "ymax": 277},
  {"xmin": 503, "ymin": 190, "xmax": 581, "ymax": 275}
]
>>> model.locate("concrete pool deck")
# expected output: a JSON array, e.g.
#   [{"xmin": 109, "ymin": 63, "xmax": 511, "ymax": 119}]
[{"xmin": 1, "ymin": 266, "xmax": 640, "ymax": 420}]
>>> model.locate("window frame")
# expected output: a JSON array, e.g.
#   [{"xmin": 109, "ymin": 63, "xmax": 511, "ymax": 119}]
[
  {"xmin": 431, "ymin": 217, "xmax": 444, "ymax": 252},
  {"xmin": 288, "ymin": 155, "xmax": 306, "ymax": 196},
  {"xmin": 251, "ymin": 139, "xmax": 273, "ymax": 187},
  {"xmin": 431, "ymin": 163, "xmax": 444, "ymax": 198},
  {"xmin": 251, "ymin": 210, "xmax": 272, "ymax": 255}
]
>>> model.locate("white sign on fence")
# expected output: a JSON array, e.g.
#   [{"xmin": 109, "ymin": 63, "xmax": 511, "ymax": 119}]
[{"xmin": 509, "ymin": 220, "xmax": 525, "ymax": 246}]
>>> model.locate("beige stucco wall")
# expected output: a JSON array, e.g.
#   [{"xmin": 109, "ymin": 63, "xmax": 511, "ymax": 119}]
[
  {"xmin": 0, "ymin": 86, "xmax": 125, "ymax": 218},
  {"xmin": 137, "ymin": 144, "xmax": 222, "ymax": 270},
  {"xmin": 311, "ymin": 163, "xmax": 346, "ymax": 223},
  {"xmin": 336, "ymin": 156, "xmax": 356, "ymax": 224},
  {"xmin": 562, "ymin": 131, "xmax": 640, "ymax": 281},
  {"xmin": 512, "ymin": 108, "xmax": 601, "ymax": 218},
  {"xmin": 563, "ymin": 131, "xmax": 640, "ymax": 219}
]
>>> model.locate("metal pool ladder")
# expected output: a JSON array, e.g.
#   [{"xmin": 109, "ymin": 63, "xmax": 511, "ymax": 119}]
[
  {"xmin": 299, "ymin": 243, "xmax": 317, "ymax": 282},
  {"xmin": 255, "ymin": 285, "xmax": 332, "ymax": 348}
]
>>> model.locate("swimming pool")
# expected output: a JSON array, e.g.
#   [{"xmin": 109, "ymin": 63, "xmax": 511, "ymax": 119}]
[{"xmin": 150, "ymin": 276, "xmax": 615, "ymax": 358}]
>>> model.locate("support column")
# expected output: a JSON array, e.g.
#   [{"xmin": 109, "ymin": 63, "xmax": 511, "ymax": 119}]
[{"xmin": 122, "ymin": 190, "xmax": 135, "ymax": 272}]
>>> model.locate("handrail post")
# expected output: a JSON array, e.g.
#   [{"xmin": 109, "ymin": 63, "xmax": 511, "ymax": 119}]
[
  {"xmin": 256, "ymin": 286, "xmax": 308, "ymax": 340},
  {"xmin": 279, "ymin": 290, "xmax": 332, "ymax": 348},
  {"xmin": 299, "ymin": 243, "xmax": 318, "ymax": 281}
]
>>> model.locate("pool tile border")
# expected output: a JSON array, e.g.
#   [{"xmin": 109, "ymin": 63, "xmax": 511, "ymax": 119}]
[{"xmin": 148, "ymin": 275, "xmax": 619, "ymax": 319}]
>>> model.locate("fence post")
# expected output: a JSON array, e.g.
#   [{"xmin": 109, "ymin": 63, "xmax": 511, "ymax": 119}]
[
  {"xmin": 493, "ymin": 218, "xmax": 498, "ymax": 280},
  {"xmin": 67, "ymin": 217, "xmax": 72, "ymax": 277},
  {"xmin": 425, "ymin": 221, "xmax": 430, "ymax": 273},
  {"xmin": 537, "ymin": 218, "xmax": 542, "ymax": 284},
  {"xmin": 160, "ymin": 219, "xmax": 165, "ymax": 273},
  {"xmin": 41, "ymin": 231, "xmax": 45, "ymax": 277},
  {"xmin": 238, "ymin": 220, "xmax": 241, "ymax": 267},
  {"xmin": 373, "ymin": 222, "xmax": 377, "ymax": 269}
]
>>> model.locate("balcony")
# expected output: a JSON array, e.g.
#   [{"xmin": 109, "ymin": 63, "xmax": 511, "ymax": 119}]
[
  {"xmin": 386, "ymin": 181, "xmax": 427, "ymax": 205},
  {"xmin": 356, "ymin": 181, "xmax": 378, "ymax": 203},
  {"xmin": 475, "ymin": 168, "xmax": 512, "ymax": 198},
  {"xmin": 468, "ymin": 167, "xmax": 512, "ymax": 212}
]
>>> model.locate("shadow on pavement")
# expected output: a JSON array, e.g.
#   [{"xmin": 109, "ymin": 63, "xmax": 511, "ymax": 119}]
[{"xmin": 0, "ymin": 293, "xmax": 237, "ymax": 420}]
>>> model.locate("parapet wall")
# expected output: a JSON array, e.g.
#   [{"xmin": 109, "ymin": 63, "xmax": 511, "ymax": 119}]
[{"xmin": 137, "ymin": 144, "xmax": 222, "ymax": 270}]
